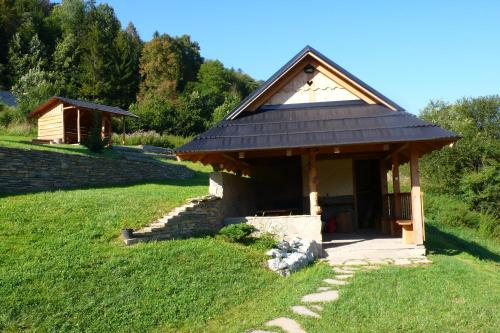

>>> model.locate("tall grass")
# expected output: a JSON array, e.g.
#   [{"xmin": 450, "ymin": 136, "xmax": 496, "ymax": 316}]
[
  {"xmin": 111, "ymin": 130, "xmax": 191, "ymax": 148},
  {"xmin": 0, "ymin": 121, "xmax": 35, "ymax": 136}
]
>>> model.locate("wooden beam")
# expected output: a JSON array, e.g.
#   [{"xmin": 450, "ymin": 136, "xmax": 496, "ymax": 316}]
[
  {"xmin": 121, "ymin": 116, "xmax": 125, "ymax": 144},
  {"xmin": 410, "ymin": 144, "xmax": 424, "ymax": 245},
  {"xmin": 77, "ymin": 108, "xmax": 81, "ymax": 143},
  {"xmin": 308, "ymin": 149, "xmax": 321, "ymax": 216},
  {"xmin": 379, "ymin": 158, "xmax": 390, "ymax": 235},
  {"xmin": 384, "ymin": 143, "xmax": 409, "ymax": 160},
  {"xmin": 391, "ymin": 153, "xmax": 401, "ymax": 236}
]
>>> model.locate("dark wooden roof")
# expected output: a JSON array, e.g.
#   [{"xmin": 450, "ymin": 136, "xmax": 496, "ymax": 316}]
[
  {"xmin": 29, "ymin": 96, "xmax": 138, "ymax": 118},
  {"xmin": 176, "ymin": 101, "xmax": 458, "ymax": 153}
]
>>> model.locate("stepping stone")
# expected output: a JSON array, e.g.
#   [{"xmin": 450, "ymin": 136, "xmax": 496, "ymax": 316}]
[
  {"xmin": 317, "ymin": 286, "xmax": 331, "ymax": 291},
  {"xmin": 323, "ymin": 278, "xmax": 348, "ymax": 286},
  {"xmin": 265, "ymin": 317, "xmax": 306, "ymax": 333},
  {"xmin": 367, "ymin": 259, "xmax": 391, "ymax": 265},
  {"xmin": 394, "ymin": 258, "xmax": 413, "ymax": 265},
  {"xmin": 311, "ymin": 304, "xmax": 323, "ymax": 311},
  {"xmin": 344, "ymin": 259, "xmax": 369, "ymax": 266},
  {"xmin": 364, "ymin": 265, "xmax": 381, "ymax": 270},
  {"xmin": 291, "ymin": 305, "xmax": 320, "ymax": 318},
  {"xmin": 333, "ymin": 268, "xmax": 354, "ymax": 274},
  {"xmin": 248, "ymin": 330, "xmax": 277, "ymax": 333},
  {"xmin": 335, "ymin": 274, "xmax": 353, "ymax": 280},
  {"xmin": 411, "ymin": 258, "xmax": 432, "ymax": 264},
  {"xmin": 301, "ymin": 290, "xmax": 339, "ymax": 303}
]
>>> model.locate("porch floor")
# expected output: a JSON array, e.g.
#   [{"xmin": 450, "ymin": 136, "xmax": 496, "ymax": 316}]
[{"xmin": 322, "ymin": 230, "xmax": 428, "ymax": 266}]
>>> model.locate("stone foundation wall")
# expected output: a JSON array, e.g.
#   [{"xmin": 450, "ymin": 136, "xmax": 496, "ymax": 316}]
[
  {"xmin": 0, "ymin": 147, "xmax": 193, "ymax": 194},
  {"xmin": 209, "ymin": 171, "xmax": 256, "ymax": 217},
  {"xmin": 126, "ymin": 195, "xmax": 223, "ymax": 244},
  {"xmin": 224, "ymin": 215, "xmax": 323, "ymax": 255}
]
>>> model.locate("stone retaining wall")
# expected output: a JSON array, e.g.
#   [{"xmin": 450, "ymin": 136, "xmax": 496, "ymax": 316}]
[
  {"xmin": 0, "ymin": 147, "xmax": 193, "ymax": 194},
  {"xmin": 125, "ymin": 195, "xmax": 223, "ymax": 244}
]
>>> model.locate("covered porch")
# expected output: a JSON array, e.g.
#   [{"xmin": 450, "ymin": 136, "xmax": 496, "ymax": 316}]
[{"xmin": 198, "ymin": 141, "xmax": 439, "ymax": 249}]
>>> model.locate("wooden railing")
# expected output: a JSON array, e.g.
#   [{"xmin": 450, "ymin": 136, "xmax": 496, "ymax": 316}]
[{"xmin": 383, "ymin": 192, "xmax": 412, "ymax": 220}]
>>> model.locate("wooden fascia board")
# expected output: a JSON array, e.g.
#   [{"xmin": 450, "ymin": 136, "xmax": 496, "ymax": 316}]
[{"xmin": 308, "ymin": 52, "xmax": 398, "ymax": 111}]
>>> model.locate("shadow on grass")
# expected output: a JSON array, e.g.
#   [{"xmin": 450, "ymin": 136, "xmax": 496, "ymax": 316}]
[{"xmin": 426, "ymin": 224, "xmax": 500, "ymax": 263}]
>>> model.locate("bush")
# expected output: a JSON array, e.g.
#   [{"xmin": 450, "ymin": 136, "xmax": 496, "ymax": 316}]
[
  {"xmin": 111, "ymin": 131, "xmax": 190, "ymax": 148},
  {"xmin": 425, "ymin": 193, "xmax": 499, "ymax": 239},
  {"xmin": 249, "ymin": 232, "xmax": 277, "ymax": 250},
  {"xmin": 460, "ymin": 162, "xmax": 500, "ymax": 216},
  {"xmin": 217, "ymin": 223, "xmax": 256, "ymax": 243},
  {"xmin": 82, "ymin": 113, "xmax": 109, "ymax": 153}
]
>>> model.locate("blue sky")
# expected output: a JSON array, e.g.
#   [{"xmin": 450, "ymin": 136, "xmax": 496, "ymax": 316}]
[{"xmin": 98, "ymin": 0, "xmax": 499, "ymax": 114}]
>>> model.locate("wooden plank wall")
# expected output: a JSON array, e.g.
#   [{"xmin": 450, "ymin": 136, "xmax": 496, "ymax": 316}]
[{"xmin": 38, "ymin": 103, "xmax": 63, "ymax": 142}]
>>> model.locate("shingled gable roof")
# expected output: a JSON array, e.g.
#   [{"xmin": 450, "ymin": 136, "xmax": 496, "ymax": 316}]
[
  {"xmin": 225, "ymin": 45, "xmax": 404, "ymax": 120},
  {"xmin": 176, "ymin": 47, "xmax": 459, "ymax": 155},
  {"xmin": 29, "ymin": 96, "xmax": 138, "ymax": 118}
]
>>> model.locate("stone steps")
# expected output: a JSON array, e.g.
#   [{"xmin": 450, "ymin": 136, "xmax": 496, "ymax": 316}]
[{"xmin": 122, "ymin": 195, "xmax": 222, "ymax": 245}]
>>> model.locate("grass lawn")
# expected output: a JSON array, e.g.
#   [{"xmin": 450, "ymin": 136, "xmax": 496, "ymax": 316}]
[
  {"xmin": 1, "ymin": 156, "xmax": 499, "ymax": 332},
  {"xmin": 0, "ymin": 134, "xmax": 122, "ymax": 159}
]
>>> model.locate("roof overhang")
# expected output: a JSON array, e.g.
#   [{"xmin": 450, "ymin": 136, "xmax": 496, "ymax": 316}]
[{"xmin": 28, "ymin": 96, "xmax": 138, "ymax": 118}]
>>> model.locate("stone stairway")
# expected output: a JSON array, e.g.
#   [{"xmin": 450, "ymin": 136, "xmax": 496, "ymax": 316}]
[{"xmin": 123, "ymin": 196, "xmax": 222, "ymax": 245}]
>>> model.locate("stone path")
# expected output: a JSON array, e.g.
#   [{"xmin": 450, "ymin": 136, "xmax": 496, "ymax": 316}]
[{"xmin": 247, "ymin": 256, "xmax": 432, "ymax": 333}]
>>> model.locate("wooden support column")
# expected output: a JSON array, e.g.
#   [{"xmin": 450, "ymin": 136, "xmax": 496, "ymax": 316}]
[
  {"xmin": 121, "ymin": 116, "xmax": 125, "ymax": 144},
  {"xmin": 410, "ymin": 145, "xmax": 424, "ymax": 245},
  {"xmin": 379, "ymin": 159, "xmax": 389, "ymax": 234},
  {"xmin": 391, "ymin": 153, "xmax": 401, "ymax": 236},
  {"xmin": 308, "ymin": 149, "xmax": 321, "ymax": 216},
  {"xmin": 77, "ymin": 108, "xmax": 81, "ymax": 143}
]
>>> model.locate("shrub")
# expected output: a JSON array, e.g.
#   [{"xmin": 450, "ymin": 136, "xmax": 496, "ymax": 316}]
[
  {"xmin": 460, "ymin": 162, "xmax": 500, "ymax": 216},
  {"xmin": 111, "ymin": 131, "xmax": 190, "ymax": 148},
  {"xmin": 82, "ymin": 113, "xmax": 109, "ymax": 153},
  {"xmin": 425, "ymin": 193, "xmax": 499, "ymax": 239},
  {"xmin": 217, "ymin": 223, "xmax": 256, "ymax": 243},
  {"xmin": 249, "ymin": 232, "xmax": 277, "ymax": 250}
]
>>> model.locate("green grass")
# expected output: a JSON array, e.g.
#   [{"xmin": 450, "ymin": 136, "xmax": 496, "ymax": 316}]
[
  {"xmin": 0, "ymin": 134, "xmax": 122, "ymax": 159},
  {"xmin": 0, "ymin": 142, "xmax": 498, "ymax": 332},
  {"xmin": 0, "ymin": 164, "xmax": 332, "ymax": 332}
]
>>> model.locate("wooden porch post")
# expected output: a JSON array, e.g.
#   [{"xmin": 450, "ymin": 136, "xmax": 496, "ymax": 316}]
[
  {"xmin": 101, "ymin": 113, "xmax": 105, "ymax": 138},
  {"xmin": 391, "ymin": 154, "xmax": 401, "ymax": 236},
  {"xmin": 308, "ymin": 149, "xmax": 321, "ymax": 216},
  {"xmin": 379, "ymin": 159, "xmax": 389, "ymax": 234},
  {"xmin": 410, "ymin": 145, "xmax": 424, "ymax": 245},
  {"xmin": 77, "ymin": 108, "xmax": 81, "ymax": 143},
  {"xmin": 121, "ymin": 116, "xmax": 125, "ymax": 144}
]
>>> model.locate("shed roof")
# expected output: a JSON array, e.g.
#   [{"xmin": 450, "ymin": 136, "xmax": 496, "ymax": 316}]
[
  {"xmin": 176, "ymin": 101, "xmax": 458, "ymax": 153},
  {"xmin": 29, "ymin": 96, "xmax": 138, "ymax": 118}
]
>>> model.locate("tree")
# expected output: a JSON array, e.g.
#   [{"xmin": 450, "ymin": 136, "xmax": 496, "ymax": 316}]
[
  {"xmin": 110, "ymin": 23, "xmax": 142, "ymax": 109},
  {"xmin": 420, "ymin": 96, "xmax": 500, "ymax": 215},
  {"xmin": 12, "ymin": 67, "xmax": 59, "ymax": 115},
  {"xmin": 137, "ymin": 33, "xmax": 202, "ymax": 102},
  {"xmin": 211, "ymin": 93, "xmax": 240, "ymax": 124},
  {"xmin": 78, "ymin": 2, "xmax": 120, "ymax": 104}
]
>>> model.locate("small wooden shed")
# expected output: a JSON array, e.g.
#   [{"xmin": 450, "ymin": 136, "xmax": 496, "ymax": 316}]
[
  {"xmin": 176, "ymin": 46, "xmax": 460, "ymax": 246},
  {"xmin": 29, "ymin": 96, "xmax": 138, "ymax": 144}
]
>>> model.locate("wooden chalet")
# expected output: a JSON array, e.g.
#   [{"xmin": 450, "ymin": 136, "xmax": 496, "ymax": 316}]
[
  {"xmin": 29, "ymin": 96, "xmax": 137, "ymax": 144},
  {"xmin": 176, "ymin": 46, "xmax": 459, "ymax": 246}
]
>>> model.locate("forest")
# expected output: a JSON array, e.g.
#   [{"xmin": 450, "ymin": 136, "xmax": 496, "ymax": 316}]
[{"xmin": 0, "ymin": 0, "xmax": 260, "ymax": 137}]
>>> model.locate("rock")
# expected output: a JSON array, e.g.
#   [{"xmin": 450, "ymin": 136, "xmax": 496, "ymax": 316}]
[
  {"xmin": 291, "ymin": 305, "xmax": 320, "ymax": 318},
  {"xmin": 323, "ymin": 278, "xmax": 348, "ymax": 286},
  {"xmin": 265, "ymin": 317, "xmax": 306, "ymax": 333},
  {"xmin": 276, "ymin": 240, "xmax": 291, "ymax": 251},
  {"xmin": 267, "ymin": 258, "xmax": 281, "ymax": 271},
  {"xmin": 301, "ymin": 290, "xmax": 339, "ymax": 303},
  {"xmin": 266, "ymin": 238, "xmax": 317, "ymax": 276}
]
